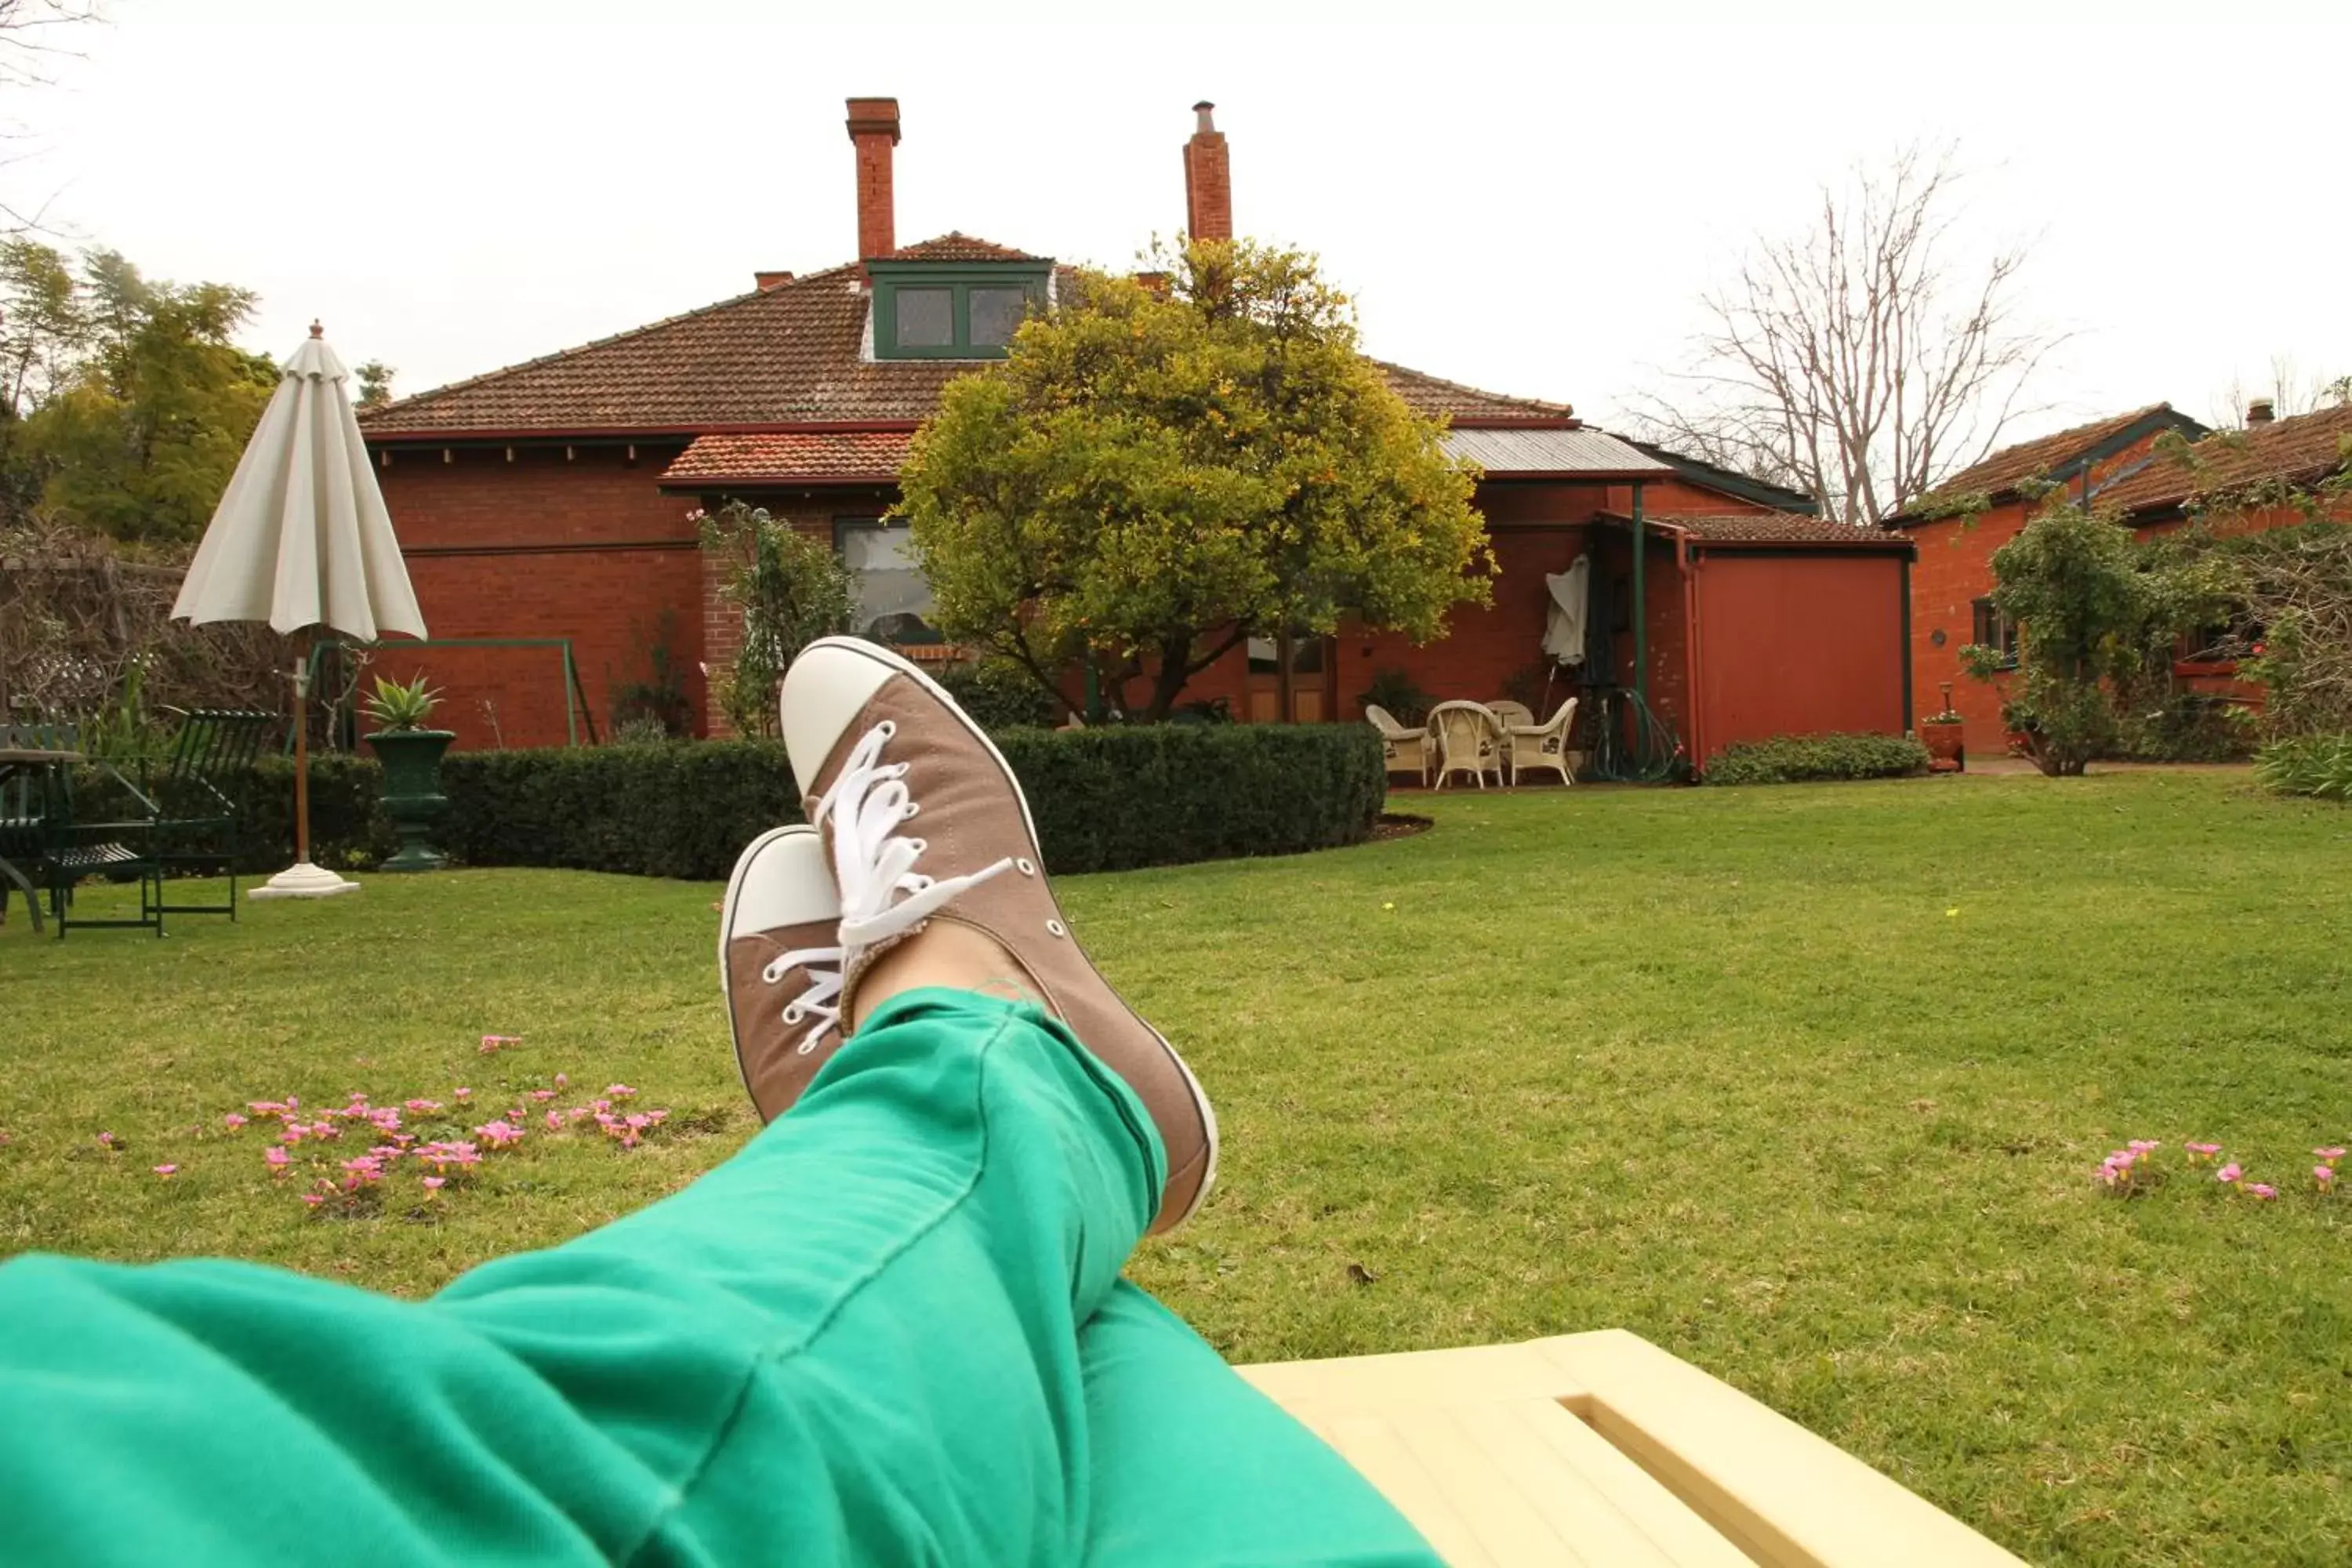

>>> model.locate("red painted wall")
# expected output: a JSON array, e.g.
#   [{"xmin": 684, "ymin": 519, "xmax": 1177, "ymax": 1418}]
[
  {"xmin": 377, "ymin": 443, "xmax": 700, "ymax": 750},
  {"xmin": 1691, "ymin": 552, "xmax": 1907, "ymax": 762}
]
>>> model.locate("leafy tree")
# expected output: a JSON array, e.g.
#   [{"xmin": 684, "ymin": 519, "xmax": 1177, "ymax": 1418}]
[
  {"xmin": 3, "ymin": 245, "xmax": 278, "ymax": 545},
  {"xmin": 354, "ymin": 360, "xmax": 395, "ymax": 411},
  {"xmin": 897, "ymin": 238, "xmax": 1490, "ymax": 722},
  {"xmin": 699, "ymin": 501, "xmax": 855, "ymax": 739},
  {"xmin": 1962, "ymin": 494, "xmax": 2153, "ymax": 775}
]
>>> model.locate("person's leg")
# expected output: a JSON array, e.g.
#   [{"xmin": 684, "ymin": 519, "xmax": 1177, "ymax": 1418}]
[
  {"xmin": 1077, "ymin": 1282, "xmax": 1443, "ymax": 1568},
  {"xmin": 0, "ymin": 987, "xmax": 1160, "ymax": 1565}
]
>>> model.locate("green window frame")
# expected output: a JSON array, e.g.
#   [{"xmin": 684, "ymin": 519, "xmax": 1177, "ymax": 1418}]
[{"xmin": 868, "ymin": 262, "xmax": 1051, "ymax": 361}]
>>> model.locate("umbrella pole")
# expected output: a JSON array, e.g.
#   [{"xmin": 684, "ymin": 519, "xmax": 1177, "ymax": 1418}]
[
  {"xmin": 248, "ymin": 629, "xmax": 358, "ymax": 899},
  {"xmin": 293, "ymin": 631, "xmax": 312, "ymax": 868}
]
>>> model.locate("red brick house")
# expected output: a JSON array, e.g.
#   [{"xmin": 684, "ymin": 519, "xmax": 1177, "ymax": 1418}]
[
  {"xmin": 1890, "ymin": 399, "xmax": 2352, "ymax": 747},
  {"xmin": 359, "ymin": 97, "xmax": 1915, "ymax": 768}
]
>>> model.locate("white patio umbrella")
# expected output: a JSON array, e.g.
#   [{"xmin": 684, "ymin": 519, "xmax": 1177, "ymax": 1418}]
[{"xmin": 173, "ymin": 322, "xmax": 426, "ymax": 899}]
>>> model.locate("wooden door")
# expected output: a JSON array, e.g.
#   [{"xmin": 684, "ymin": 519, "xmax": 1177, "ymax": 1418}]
[{"xmin": 1243, "ymin": 634, "xmax": 1335, "ymax": 723}]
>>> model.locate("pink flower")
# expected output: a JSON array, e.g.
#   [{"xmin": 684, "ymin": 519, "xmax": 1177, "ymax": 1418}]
[
  {"xmin": 280, "ymin": 1124, "xmax": 306, "ymax": 1146},
  {"xmin": 453, "ymin": 1087, "xmax": 471, "ymax": 1102},
  {"xmin": 95, "ymin": 1131, "xmax": 116, "ymax": 1149},
  {"xmin": 473, "ymin": 1120, "xmax": 524, "ymax": 1150},
  {"xmin": 554, "ymin": 1073, "xmax": 568, "ymax": 1088},
  {"xmin": 341, "ymin": 1156, "xmax": 384, "ymax": 1185},
  {"xmin": 2316, "ymin": 1147, "xmax": 2346, "ymax": 1166},
  {"xmin": 247, "ymin": 1101, "xmax": 288, "ymax": 1119},
  {"xmin": 300, "ymin": 1192, "xmax": 324, "ymax": 1207},
  {"xmin": 415, "ymin": 1141, "xmax": 482, "ymax": 1173},
  {"xmin": 2317, "ymin": 1165, "xmax": 2337, "ymax": 1190},
  {"xmin": 405, "ymin": 1100, "xmax": 441, "ymax": 1114},
  {"xmin": 222, "ymin": 1113, "xmax": 247, "ymax": 1131},
  {"xmin": 2246, "ymin": 1182, "xmax": 2278, "ymax": 1200},
  {"xmin": 2216, "ymin": 1163, "xmax": 2242, "ymax": 1184},
  {"xmin": 604, "ymin": 1084, "xmax": 636, "ymax": 1101},
  {"xmin": 421, "ymin": 1175, "xmax": 446, "ymax": 1192},
  {"xmin": 265, "ymin": 1147, "xmax": 290, "ymax": 1171},
  {"xmin": 2127, "ymin": 1139, "xmax": 2158, "ymax": 1156},
  {"xmin": 479, "ymin": 1034, "xmax": 522, "ymax": 1054},
  {"xmin": 2183, "ymin": 1142, "xmax": 2222, "ymax": 1161},
  {"xmin": 528, "ymin": 1089, "xmax": 556, "ymax": 1102},
  {"xmin": 152, "ymin": 1164, "xmax": 177, "ymax": 1178},
  {"xmin": 544, "ymin": 1110, "xmax": 564, "ymax": 1131}
]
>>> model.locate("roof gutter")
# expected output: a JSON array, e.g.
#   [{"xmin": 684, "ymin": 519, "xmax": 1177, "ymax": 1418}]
[{"xmin": 360, "ymin": 419, "xmax": 924, "ymax": 445}]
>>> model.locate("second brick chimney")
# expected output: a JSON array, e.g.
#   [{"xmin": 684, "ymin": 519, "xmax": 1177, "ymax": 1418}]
[
  {"xmin": 2248, "ymin": 397, "xmax": 2277, "ymax": 426},
  {"xmin": 1182, "ymin": 101, "xmax": 1232, "ymax": 241},
  {"xmin": 846, "ymin": 96, "xmax": 900, "ymax": 260}
]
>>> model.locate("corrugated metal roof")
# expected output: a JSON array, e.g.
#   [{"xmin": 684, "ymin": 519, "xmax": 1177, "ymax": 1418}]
[{"xmin": 1442, "ymin": 426, "xmax": 1674, "ymax": 477}]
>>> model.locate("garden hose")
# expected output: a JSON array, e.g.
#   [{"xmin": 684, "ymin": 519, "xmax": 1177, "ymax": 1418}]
[{"xmin": 1578, "ymin": 688, "xmax": 1686, "ymax": 784}]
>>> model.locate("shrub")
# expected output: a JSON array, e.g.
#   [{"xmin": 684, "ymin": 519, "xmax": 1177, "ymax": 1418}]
[
  {"xmin": 439, "ymin": 742, "xmax": 801, "ymax": 880},
  {"xmin": 2253, "ymin": 734, "xmax": 2352, "ymax": 801},
  {"xmin": 932, "ymin": 658, "xmax": 1067, "ymax": 731},
  {"xmin": 1355, "ymin": 667, "xmax": 1434, "ymax": 727},
  {"xmin": 1702, "ymin": 732, "xmax": 1931, "ymax": 786}
]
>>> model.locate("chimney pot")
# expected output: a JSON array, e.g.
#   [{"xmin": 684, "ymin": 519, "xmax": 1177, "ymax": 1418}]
[
  {"xmin": 1182, "ymin": 100, "xmax": 1233, "ymax": 242},
  {"xmin": 753, "ymin": 270, "xmax": 795, "ymax": 292},
  {"xmin": 2248, "ymin": 397, "xmax": 2276, "ymax": 425},
  {"xmin": 845, "ymin": 96, "xmax": 901, "ymax": 261}
]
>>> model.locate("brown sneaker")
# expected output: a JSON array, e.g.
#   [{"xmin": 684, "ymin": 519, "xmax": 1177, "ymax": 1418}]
[
  {"xmin": 779, "ymin": 637, "xmax": 1218, "ymax": 1233},
  {"xmin": 719, "ymin": 824, "xmax": 848, "ymax": 1122}
]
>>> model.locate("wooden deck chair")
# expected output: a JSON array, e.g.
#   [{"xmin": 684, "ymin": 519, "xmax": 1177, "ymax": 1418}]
[
  {"xmin": 1506, "ymin": 697, "xmax": 1580, "ymax": 788},
  {"xmin": 1365, "ymin": 704, "xmax": 1432, "ymax": 786},
  {"xmin": 1429, "ymin": 702, "xmax": 1503, "ymax": 790},
  {"xmin": 1241, "ymin": 1330, "xmax": 2025, "ymax": 1566}
]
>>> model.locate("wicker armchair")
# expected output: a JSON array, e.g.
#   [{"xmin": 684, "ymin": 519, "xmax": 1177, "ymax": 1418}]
[
  {"xmin": 1428, "ymin": 701, "xmax": 1504, "ymax": 789},
  {"xmin": 1364, "ymin": 704, "xmax": 1431, "ymax": 786},
  {"xmin": 1506, "ymin": 698, "xmax": 1580, "ymax": 787}
]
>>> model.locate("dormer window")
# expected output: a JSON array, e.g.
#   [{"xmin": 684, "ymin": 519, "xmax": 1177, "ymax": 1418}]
[{"xmin": 869, "ymin": 261, "xmax": 1050, "ymax": 360}]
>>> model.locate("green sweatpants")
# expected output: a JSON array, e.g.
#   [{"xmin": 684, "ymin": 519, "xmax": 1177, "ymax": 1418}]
[{"xmin": 0, "ymin": 989, "xmax": 1438, "ymax": 1566}]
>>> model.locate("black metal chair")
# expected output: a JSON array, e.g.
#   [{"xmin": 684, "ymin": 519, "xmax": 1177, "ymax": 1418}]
[
  {"xmin": 142, "ymin": 710, "xmax": 278, "ymax": 920},
  {"xmin": 17, "ymin": 725, "xmax": 164, "ymax": 938}
]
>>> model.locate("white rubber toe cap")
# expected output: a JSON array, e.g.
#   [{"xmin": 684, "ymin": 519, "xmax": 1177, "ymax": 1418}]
[
  {"xmin": 724, "ymin": 826, "xmax": 839, "ymax": 938},
  {"xmin": 782, "ymin": 637, "xmax": 900, "ymax": 795}
]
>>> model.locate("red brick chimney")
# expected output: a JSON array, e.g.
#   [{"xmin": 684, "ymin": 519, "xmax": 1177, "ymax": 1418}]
[
  {"xmin": 846, "ymin": 96, "xmax": 900, "ymax": 260},
  {"xmin": 753, "ymin": 270, "xmax": 794, "ymax": 292},
  {"xmin": 1182, "ymin": 101, "xmax": 1232, "ymax": 241},
  {"xmin": 2248, "ymin": 397, "xmax": 2277, "ymax": 425}
]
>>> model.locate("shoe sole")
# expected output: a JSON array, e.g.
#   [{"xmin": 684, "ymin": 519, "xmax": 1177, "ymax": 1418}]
[
  {"xmin": 718, "ymin": 822, "xmax": 824, "ymax": 1123},
  {"xmin": 793, "ymin": 635, "xmax": 1221, "ymax": 1229}
]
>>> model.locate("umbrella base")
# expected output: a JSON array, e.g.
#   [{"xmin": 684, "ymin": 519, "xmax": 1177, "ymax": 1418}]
[{"xmin": 248, "ymin": 861, "xmax": 361, "ymax": 900}]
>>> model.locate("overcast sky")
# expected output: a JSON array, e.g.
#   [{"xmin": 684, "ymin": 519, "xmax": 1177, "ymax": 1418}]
[{"xmin": 14, "ymin": 2, "xmax": 2350, "ymax": 449}]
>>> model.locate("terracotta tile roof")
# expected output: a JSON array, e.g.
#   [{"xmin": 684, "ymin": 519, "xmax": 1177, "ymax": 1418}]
[
  {"xmin": 1622, "ymin": 511, "xmax": 1914, "ymax": 549},
  {"xmin": 882, "ymin": 232, "xmax": 1049, "ymax": 263},
  {"xmin": 358, "ymin": 245, "xmax": 1579, "ymax": 439},
  {"xmin": 2096, "ymin": 405, "xmax": 2352, "ymax": 517},
  {"xmin": 1900, "ymin": 405, "xmax": 2190, "ymax": 519},
  {"xmin": 662, "ymin": 430, "xmax": 912, "ymax": 485},
  {"xmin": 1372, "ymin": 361, "xmax": 1574, "ymax": 423}
]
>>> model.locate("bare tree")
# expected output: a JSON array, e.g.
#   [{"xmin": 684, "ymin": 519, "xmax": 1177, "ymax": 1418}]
[
  {"xmin": 1627, "ymin": 147, "xmax": 2058, "ymax": 524},
  {"xmin": 0, "ymin": 1, "xmax": 100, "ymax": 234},
  {"xmin": 2209, "ymin": 355, "xmax": 2352, "ymax": 429}
]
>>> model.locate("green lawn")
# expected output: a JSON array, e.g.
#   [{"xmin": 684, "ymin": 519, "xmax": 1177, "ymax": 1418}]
[{"xmin": 4, "ymin": 771, "xmax": 2349, "ymax": 1565}]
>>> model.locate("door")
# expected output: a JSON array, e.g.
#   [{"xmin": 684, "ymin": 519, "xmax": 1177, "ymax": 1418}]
[{"xmin": 1243, "ymin": 633, "xmax": 1335, "ymax": 723}]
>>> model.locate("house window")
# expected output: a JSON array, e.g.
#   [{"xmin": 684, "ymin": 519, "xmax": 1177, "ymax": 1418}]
[
  {"xmin": 1971, "ymin": 597, "xmax": 2019, "ymax": 667},
  {"xmin": 869, "ymin": 262, "xmax": 1051, "ymax": 360},
  {"xmin": 836, "ymin": 518, "xmax": 942, "ymax": 644}
]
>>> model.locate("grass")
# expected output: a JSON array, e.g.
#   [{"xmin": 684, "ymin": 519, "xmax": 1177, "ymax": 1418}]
[{"xmin": 5, "ymin": 770, "xmax": 2350, "ymax": 1565}]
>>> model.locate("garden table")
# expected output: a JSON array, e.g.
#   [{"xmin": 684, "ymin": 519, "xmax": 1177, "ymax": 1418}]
[
  {"xmin": 1241, "ymin": 1329, "xmax": 2024, "ymax": 1566},
  {"xmin": 0, "ymin": 746, "xmax": 84, "ymax": 935}
]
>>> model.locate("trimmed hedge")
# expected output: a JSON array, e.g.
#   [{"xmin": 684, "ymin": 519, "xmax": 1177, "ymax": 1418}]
[
  {"xmin": 153, "ymin": 724, "xmax": 1385, "ymax": 880},
  {"xmin": 1702, "ymin": 732, "xmax": 1932, "ymax": 786}
]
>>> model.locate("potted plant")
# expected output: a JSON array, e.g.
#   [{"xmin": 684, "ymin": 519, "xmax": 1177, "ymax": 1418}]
[
  {"xmin": 1920, "ymin": 682, "xmax": 1965, "ymax": 772},
  {"xmin": 362, "ymin": 673, "xmax": 454, "ymax": 872}
]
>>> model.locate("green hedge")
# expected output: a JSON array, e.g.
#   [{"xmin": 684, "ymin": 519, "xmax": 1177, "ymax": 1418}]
[
  {"xmin": 153, "ymin": 724, "xmax": 1385, "ymax": 880},
  {"xmin": 1702, "ymin": 732, "xmax": 1932, "ymax": 786}
]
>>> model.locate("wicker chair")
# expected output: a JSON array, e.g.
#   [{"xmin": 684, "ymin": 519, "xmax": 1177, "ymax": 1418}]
[
  {"xmin": 1363, "ymin": 704, "xmax": 1431, "ymax": 786},
  {"xmin": 1428, "ymin": 701, "xmax": 1504, "ymax": 790},
  {"xmin": 1505, "ymin": 697, "xmax": 1580, "ymax": 787}
]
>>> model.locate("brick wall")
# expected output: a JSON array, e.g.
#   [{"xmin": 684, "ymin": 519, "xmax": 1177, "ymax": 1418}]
[{"xmin": 375, "ymin": 442, "xmax": 700, "ymax": 750}]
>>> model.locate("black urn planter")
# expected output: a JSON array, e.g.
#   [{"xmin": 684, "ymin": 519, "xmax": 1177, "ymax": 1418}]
[{"xmin": 365, "ymin": 728, "xmax": 456, "ymax": 872}]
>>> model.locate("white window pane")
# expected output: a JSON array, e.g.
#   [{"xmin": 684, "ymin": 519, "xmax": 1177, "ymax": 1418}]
[
  {"xmin": 895, "ymin": 288, "xmax": 953, "ymax": 348},
  {"xmin": 968, "ymin": 287, "xmax": 1029, "ymax": 347},
  {"xmin": 842, "ymin": 525, "xmax": 939, "ymax": 642}
]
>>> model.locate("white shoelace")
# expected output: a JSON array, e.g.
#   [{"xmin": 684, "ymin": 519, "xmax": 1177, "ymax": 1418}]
[
  {"xmin": 762, "ymin": 944, "xmax": 844, "ymax": 1057},
  {"xmin": 816, "ymin": 718, "xmax": 1013, "ymax": 973}
]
